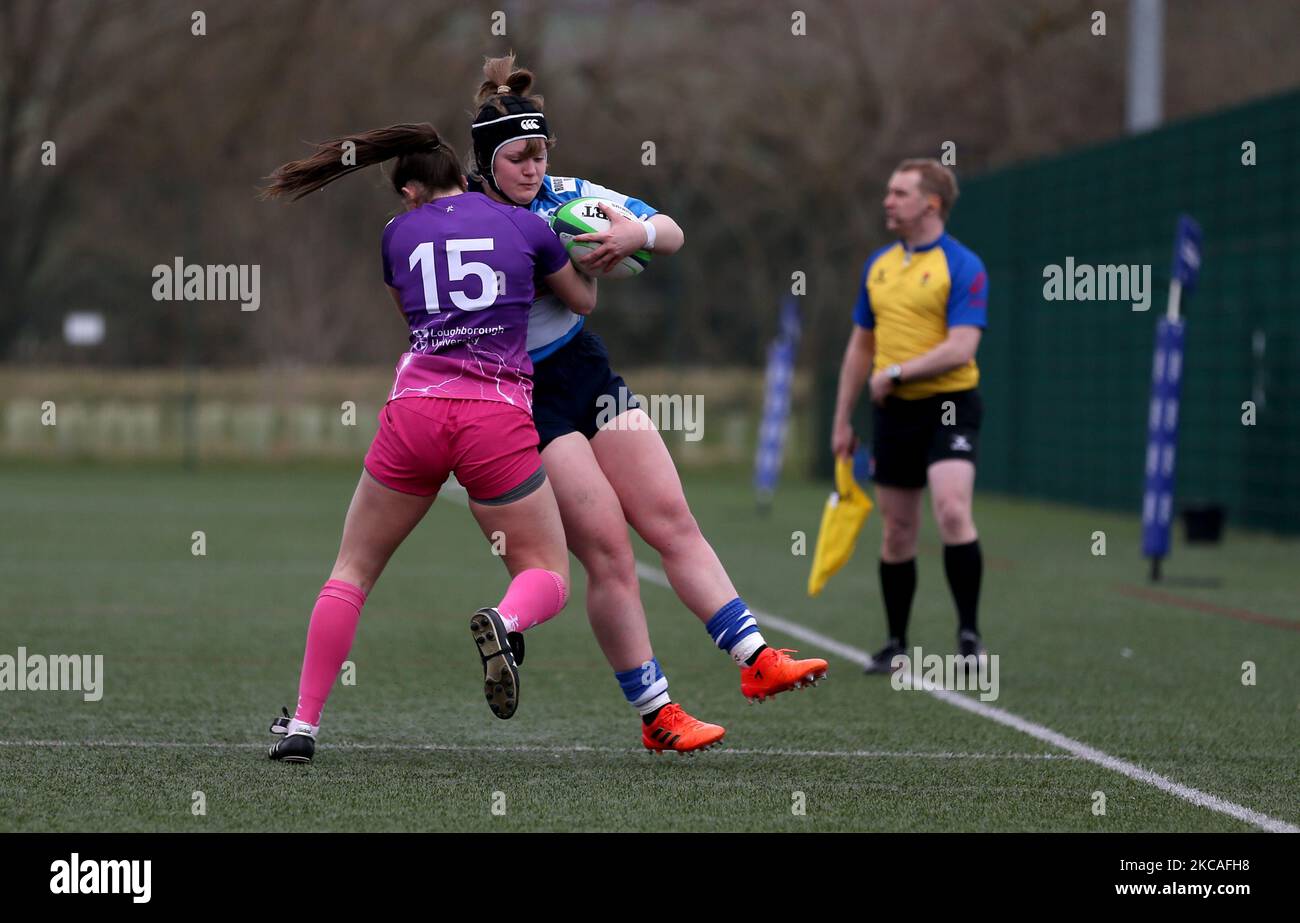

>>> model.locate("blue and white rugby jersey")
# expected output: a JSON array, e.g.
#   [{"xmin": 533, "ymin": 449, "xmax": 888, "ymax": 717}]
[{"xmin": 522, "ymin": 175, "xmax": 658, "ymax": 361}]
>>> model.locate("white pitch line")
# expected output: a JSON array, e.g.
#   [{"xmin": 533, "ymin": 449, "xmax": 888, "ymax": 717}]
[
  {"xmin": 636, "ymin": 563, "xmax": 1298, "ymax": 834},
  {"xmin": 0, "ymin": 739, "xmax": 1073, "ymax": 761}
]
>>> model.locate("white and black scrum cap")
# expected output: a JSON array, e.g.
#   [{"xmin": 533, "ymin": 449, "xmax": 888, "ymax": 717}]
[{"xmin": 471, "ymin": 97, "xmax": 549, "ymax": 196}]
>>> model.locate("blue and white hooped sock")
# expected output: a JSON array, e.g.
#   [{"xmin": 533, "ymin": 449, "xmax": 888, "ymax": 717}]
[
  {"xmin": 705, "ymin": 597, "xmax": 767, "ymax": 667},
  {"xmin": 615, "ymin": 658, "xmax": 671, "ymax": 717}
]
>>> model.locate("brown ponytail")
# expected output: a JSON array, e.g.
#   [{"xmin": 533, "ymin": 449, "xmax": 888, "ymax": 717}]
[
  {"xmin": 259, "ymin": 122, "xmax": 461, "ymax": 202},
  {"xmin": 475, "ymin": 53, "xmax": 545, "ymax": 112}
]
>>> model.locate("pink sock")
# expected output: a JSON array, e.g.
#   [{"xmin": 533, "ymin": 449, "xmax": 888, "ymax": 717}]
[
  {"xmin": 497, "ymin": 569, "xmax": 568, "ymax": 633},
  {"xmin": 293, "ymin": 579, "xmax": 366, "ymax": 726}
]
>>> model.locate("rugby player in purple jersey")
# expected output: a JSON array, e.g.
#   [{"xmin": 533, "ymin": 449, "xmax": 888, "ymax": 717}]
[{"xmin": 258, "ymin": 123, "xmax": 596, "ymax": 763}]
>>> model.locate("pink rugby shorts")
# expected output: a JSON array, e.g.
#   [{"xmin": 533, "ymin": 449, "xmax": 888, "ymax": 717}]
[{"xmin": 363, "ymin": 397, "xmax": 542, "ymax": 502}]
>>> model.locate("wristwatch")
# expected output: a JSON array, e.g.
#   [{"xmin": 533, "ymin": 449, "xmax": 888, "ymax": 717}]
[{"xmin": 886, "ymin": 364, "xmax": 903, "ymax": 384}]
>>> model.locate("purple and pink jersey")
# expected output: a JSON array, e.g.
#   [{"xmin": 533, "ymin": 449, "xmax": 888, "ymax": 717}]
[{"xmin": 381, "ymin": 192, "xmax": 569, "ymax": 412}]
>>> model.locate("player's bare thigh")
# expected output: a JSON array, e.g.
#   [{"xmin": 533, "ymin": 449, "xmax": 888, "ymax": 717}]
[
  {"xmin": 467, "ymin": 474, "xmax": 570, "ymax": 583},
  {"xmin": 330, "ymin": 469, "xmax": 435, "ymax": 595},
  {"xmin": 590, "ymin": 409, "xmax": 699, "ymax": 550},
  {"xmin": 539, "ymin": 431, "xmax": 639, "ymax": 580}
]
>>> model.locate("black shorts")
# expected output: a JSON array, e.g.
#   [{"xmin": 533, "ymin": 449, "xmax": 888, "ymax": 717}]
[
  {"xmin": 531, "ymin": 330, "xmax": 640, "ymax": 451},
  {"xmin": 870, "ymin": 388, "xmax": 982, "ymax": 489}
]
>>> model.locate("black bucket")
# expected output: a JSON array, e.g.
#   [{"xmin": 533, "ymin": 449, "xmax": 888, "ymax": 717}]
[{"xmin": 1182, "ymin": 504, "xmax": 1225, "ymax": 544}]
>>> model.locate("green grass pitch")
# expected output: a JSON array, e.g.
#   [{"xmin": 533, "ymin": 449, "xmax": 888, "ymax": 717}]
[{"xmin": 0, "ymin": 461, "xmax": 1295, "ymax": 832}]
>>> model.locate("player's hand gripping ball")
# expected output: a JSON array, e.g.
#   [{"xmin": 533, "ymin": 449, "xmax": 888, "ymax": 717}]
[{"xmin": 550, "ymin": 197, "xmax": 652, "ymax": 279}]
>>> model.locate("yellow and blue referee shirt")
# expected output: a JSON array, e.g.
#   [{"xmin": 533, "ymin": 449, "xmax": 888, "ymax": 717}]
[{"xmin": 852, "ymin": 233, "xmax": 988, "ymax": 400}]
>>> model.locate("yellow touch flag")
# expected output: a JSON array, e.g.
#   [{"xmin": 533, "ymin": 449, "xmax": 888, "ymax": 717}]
[{"xmin": 807, "ymin": 455, "xmax": 874, "ymax": 597}]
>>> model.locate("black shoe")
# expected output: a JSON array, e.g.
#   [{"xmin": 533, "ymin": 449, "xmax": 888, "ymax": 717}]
[
  {"xmin": 864, "ymin": 639, "xmax": 907, "ymax": 675},
  {"xmin": 269, "ymin": 733, "xmax": 316, "ymax": 763},
  {"xmin": 268, "ymin": 707, "xmax": 316, "ymax": 763},
  {"xmin": 470, "ymin": 607, "xmax": 520, "ymax": 719},
  {"xmin": 956, "ymin": 630, "xmax": 989, "ymax": 675},
  {"xmin": 507, "ymin": 630, "xmax": 525, "ymax": 666}
]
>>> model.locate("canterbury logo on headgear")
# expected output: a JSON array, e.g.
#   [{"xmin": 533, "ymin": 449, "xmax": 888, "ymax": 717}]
[{"xmin": 520, "ymin": 118, "xmax": 540, "ymax": 130}]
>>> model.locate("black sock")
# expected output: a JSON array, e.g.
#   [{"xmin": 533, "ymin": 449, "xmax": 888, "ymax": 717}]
[
  {"xmin": 878, "ymin": 559, "xmax": 916, "ymax": 646},
  {"xmin": 943, "ymin": 540, "xmax": 983, "ymax": 636},
  {"xmin": 744, "ymin": 644, "xmax": 768, "ymax": 667},
  {"xmin": 642, "ymin": 702, "xmax": 670, "ymax": 725}
]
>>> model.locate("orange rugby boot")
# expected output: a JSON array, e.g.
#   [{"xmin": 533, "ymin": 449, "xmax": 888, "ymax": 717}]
[
  {"xmin": 641, "ymin": 703, "xmax": 726, "ymax": 755},
  {"xmin": 740, "ymin": 647, "xmax": 828, "ymax": 703}
]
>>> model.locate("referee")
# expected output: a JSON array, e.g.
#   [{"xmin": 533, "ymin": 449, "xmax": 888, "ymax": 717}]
[{"xmin": 831, "ymin": 158, "xmax": 989, "ymax": 673}]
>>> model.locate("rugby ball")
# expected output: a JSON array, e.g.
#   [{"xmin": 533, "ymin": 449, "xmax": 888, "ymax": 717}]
[{"xmin": 550, "ymin": 196, "xmax": 652, "ymax": 279}]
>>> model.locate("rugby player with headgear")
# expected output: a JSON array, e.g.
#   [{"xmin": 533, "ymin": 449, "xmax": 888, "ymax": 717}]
[{"xmin": 466, "ymin": 54, "xmax": 828, "ymax": 754}]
